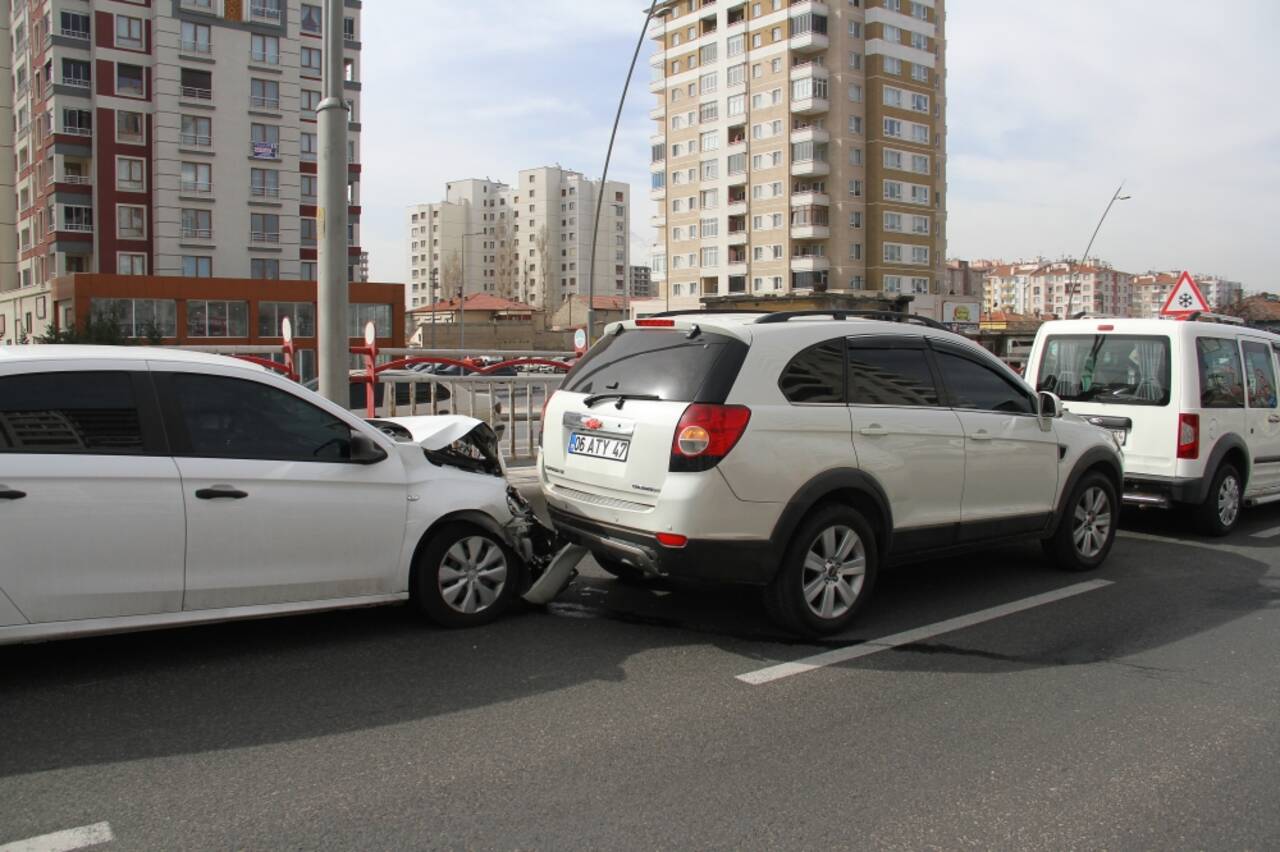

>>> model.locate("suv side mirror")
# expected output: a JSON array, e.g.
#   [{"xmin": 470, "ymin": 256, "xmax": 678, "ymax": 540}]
[
  {"xmin": 1037, "ymin": 390, "xmax": 1063, "ymax": 422},
  {"xmin": 349, "ymin": 431, "xmax": 388, "ymax": 464}
]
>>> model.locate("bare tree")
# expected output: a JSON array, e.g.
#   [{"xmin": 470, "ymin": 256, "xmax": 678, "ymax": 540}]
[
  {"xmin": 494, "ymin": 219, "xmax": 517, "ymax": 300},
  {"xmin": 441, "ymin": 250, "xmax": 463, "ymax": 301},
  {"xmin": 534, "ymin": 224, "xmax": 552, "ymax": 311}
]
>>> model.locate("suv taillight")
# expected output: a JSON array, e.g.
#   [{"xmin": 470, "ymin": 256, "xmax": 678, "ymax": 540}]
[
  {"xmin": 1177, "ymin": 413, "xmax": 1199, "ymax": 460},
  {"xmin": 669, "ymin": 404, "xmax": 751, "ymax": 472}
]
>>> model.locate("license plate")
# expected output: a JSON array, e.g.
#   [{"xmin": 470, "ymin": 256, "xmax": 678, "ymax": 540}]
[
  {"xmin": 1111, "ymin": 429, "xmax": 1127, "ymax": 446},
  {"xmin": 568, "ymin": 432, "xmax": 630, "ymax": 462}
]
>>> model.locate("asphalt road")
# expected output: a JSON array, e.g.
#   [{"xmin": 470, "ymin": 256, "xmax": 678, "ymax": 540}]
[{"xmin": 3, "ymin": 504, "xmax": 1279, "ymax": 850}]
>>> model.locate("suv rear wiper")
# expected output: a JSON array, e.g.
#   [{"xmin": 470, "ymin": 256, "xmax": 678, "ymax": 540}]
[{"xmin": 583, "ymin": 392, "xmax": 661, "ymax": 409}]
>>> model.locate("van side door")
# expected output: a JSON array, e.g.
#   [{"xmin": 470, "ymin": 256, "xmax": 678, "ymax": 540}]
[{"xmin": 1241, "ymin": 339, "xmax": 1280, "ymax": 495}]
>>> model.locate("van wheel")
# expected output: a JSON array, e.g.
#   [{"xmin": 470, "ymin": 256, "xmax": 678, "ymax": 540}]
[
  {"xmin": 1042, "ymin": 471, "xmax": 1117, "ymax": 571},
  {"xmin": 764, "ymin": 505, "xmax": 877, "ymax": 637},
  {"xmin": 414, "ymin": 523, "xmax": 518, "ymax": 628},
  {"xmin": 1195, "ymin": 464, "xmax": 1242, "ymax": 537},
  {"xmin": 593, "ymin": 555, "xmax": 647, "ymax": 583}
]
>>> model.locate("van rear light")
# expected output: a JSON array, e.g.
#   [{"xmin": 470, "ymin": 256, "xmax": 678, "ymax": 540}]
[
  {"xmin": 635, "ymin": 318, "xmax": 675, "ymax": 328},
  {"xmin": 669, "ymin": 403, "xmax": 751, "ymax": 472},
  {"xmin": 655, "ymin": 532, "xmax": 688, "ymax": 548},
  {"xmin": 1177, "ymin": 413, "xmax": 1200, "ymax": 459}
]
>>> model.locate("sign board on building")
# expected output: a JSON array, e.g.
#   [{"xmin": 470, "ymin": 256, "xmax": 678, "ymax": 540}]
[
  {"xmin": 251, "ymin": 140, "xmax": 278, "ymax": 159},
  {"xmin": 942, "ymin": 300, "xmax": 981, "ymax": 334},
  {"xmin": 1159, "ymin": 271, "xmax": 1211, "ymax": 317}
]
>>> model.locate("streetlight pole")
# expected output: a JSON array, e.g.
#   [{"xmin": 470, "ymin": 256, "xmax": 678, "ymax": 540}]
[
  {"xmin": 316, "ymin": 0, "xmax": 350, "ymax": 404},
  {"xmin": 586, "ymin": 0, "xmax": 667, "ymax": 342},
  {"xmin": 1065, "ymin": 181, "xmax": 1131, "ymax": 318}
]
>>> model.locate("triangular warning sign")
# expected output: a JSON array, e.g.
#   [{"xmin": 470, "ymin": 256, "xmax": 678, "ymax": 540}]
[{"xmin": 1160, "ymin": 270, "xmax": 1211, "ymax": 316}]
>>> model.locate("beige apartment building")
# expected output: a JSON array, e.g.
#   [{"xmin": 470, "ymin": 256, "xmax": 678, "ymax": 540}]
[
  {"xmin": 983, "ymin": 260, "xmax": 1134, "ymax": 319},
  {"xmin": 406, "ymin": 167, "xmax": 630, "ymax": 313},
  {"xmin": 647, "ymin": 0, "xmax": 946, "ymax": 314}
]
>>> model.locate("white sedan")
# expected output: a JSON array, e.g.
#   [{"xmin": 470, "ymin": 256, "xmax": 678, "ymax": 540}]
[{"xmin": 0, "ymin": 346, "xmax": 546, "ymax": 645}]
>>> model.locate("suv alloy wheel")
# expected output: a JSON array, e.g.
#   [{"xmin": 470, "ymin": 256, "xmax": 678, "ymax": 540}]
[{"xmin": 764, "ymin": 505, "xmax": 878, "ymax": 636}]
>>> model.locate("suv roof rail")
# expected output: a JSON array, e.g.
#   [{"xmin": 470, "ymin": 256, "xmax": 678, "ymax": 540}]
[
  {"xmin": 646, "ymin": 309, "xmax": 771, "ymax": 318},
  {"xmin": 753, "ymin": 310, "xmax": 954, "ymax": 332}
]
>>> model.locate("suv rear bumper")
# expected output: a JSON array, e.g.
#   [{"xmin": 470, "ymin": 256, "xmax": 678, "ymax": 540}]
[
  {"xmin": 1124, "ymin": 473, "xmax": 1208, "ymax": 508},
  {"xmin": 547, "ymin": 506, "xmax": 779, "ymax": 585}
]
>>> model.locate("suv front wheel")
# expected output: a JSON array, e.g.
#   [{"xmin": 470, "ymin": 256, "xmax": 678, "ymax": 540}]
[
  {"xmin": 764, "ymin": 505, "xmax": 878, "ymax": 636},
  {"xmin": 1042, "ymin": 471, "xmax": 1118, "ymax": 571}
]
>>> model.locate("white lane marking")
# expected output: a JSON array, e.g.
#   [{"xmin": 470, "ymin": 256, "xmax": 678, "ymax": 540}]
[
  {"xmin": 737, "ymin": 580, "xmax": 1115, "ymax": 685},
  {"xmin": 1250, "ymin": 525, "xmax": 1280, "ymax": 539},
  {"xmin": 0, "ymin": 822, "xmax": 114, "ymax": 852}
]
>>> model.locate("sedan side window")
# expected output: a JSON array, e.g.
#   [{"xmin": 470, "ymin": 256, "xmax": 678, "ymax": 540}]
[
  {"xmin": 934, "ymin": 351, "xmax": 1035, "ymax": 414},
  {"xmin": 170, "ymin": 373, "xmax": 356, "ymax": 462},
  {"xmin": 0, "ymin": 371, "xmax": 145, "ymax": 454}
]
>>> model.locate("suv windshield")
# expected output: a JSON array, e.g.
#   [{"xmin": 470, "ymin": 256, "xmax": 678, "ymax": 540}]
[
  {"xmin": 563, "ymin": 328, "xmax": 747, "ymax": 403},
  {"xmin": 1036, "ymin": 334, "xmax": 1171, "ymax": 406}
]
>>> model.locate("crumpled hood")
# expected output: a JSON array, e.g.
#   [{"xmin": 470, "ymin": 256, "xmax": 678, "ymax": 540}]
[{"xmin": 371, "ymin": 415, "xmax": 486, "ymax": 450}]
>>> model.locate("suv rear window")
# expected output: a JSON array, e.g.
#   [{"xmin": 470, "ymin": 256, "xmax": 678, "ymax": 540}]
[
  {"xmin": 1036, "ymin": 334, "xmax": 1171, "ymax": 406},
  {"xmin": 563, "ymin": 328, "xmax": 747, "ymax": 403}
]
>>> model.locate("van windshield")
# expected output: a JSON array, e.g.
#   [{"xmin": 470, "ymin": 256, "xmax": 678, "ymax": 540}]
[
  {"xmin": 563, "ymin": 328, "xmax": 747, "ymax": 403},
  {"xmin": 1036, "ymin": 334, "xmax": 1171, "ymax": 406}
]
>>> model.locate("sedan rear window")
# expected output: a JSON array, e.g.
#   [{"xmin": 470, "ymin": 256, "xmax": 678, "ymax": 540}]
[
  {"xmin": 1036, "ymin": 335, "xmax": 1171, "ymax": 406},
  {"xmin": 0, "ymin": 371, "xmax": 144, "ymax": 454},
  {"xmin": 564, "ymin": 329, "xmax": 747, "ymax": 404}
]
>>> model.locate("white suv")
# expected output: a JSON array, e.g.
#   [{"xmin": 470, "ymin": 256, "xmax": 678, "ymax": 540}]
[
  {"xmin": 1026, "ymin": 315, "xmax": 1280, "ymax": 535},
  {"xmin": 540, "ymin": 312, "xmax": 1124, "ymax": 635}
]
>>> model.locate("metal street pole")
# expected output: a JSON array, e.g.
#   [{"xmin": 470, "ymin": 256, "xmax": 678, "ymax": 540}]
[
  {"xmin": 586, "ymin": 0, "xmax": 665, "ymax": 341},
  {"xmin": 1065, "ymin": 181, "xmax": 1130, "ymax": 318},
  {"xmin": 316, "ymin": 0, "xmax": 350, "ymax": 404}
]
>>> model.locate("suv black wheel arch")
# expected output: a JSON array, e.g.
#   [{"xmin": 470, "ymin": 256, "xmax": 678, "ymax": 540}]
[
  {"xmin": 1046, "ymin": 447, "xmax": 1124, "ymax": 540},
  {"xmin": 769, "ymin": 468, "xmax": 894, "ymax": 578}
]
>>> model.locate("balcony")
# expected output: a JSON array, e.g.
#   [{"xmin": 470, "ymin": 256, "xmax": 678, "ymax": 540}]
[
  {"xmin": 650, "ymin": 212, "xmax": 666, "ymax": 228},
  {"xmin": 250, "ymin": 3, "xmax": 282, "ymax": 22},
  {"xmin": 790, "ymin": 125, "xmax": 830, "ymax": 145},
  {"xmin": 790, "ymin": 94, "xmax": 829, "ymax": 116},
  {"xmin": 791, "ymin": 159, "xmax": 830, "ymax": 177},
  {"xmin": 649, "ymin": 103, "xmax": 665, "ymax": 120},
  {"xmin": 180, "ymin": 180, "xmax": 213, "ymax": 195},
  {"xmin": 790, "ymin": 255, "xmax": 830, "ymax": 273},
  {"xmin": 250, "ymin": 95, "xmax": 281, "ymax": 110},
  {"xmin": 60, "ymin": 174, "xmax": 93, "ymax": 186},
  {"xmin": 250, "ymin": 230, "xmax": 281, "ymax": 244},
  {"xmin": 650, "ymin": 185, "xmax": 666, "ymax": 201},
  {"xmin": 180, "ymin": 133, "xmax": 212, "ymax": 147},
  {"xmin": 789, "ymin": 0, "xmax": 830, "ymax": 16},
  {"xmin": 789, "ymin": 60, "xmax": 829, "ymax": 82},
  {"xmin": 251, "ymin": 185, "xmax": 281, "ymax": 198},
  {"xmin": 181, "ymin": 86, "xmax": 213, "ymax": 100},
  {"xmin": 789, "ymin": 27, "xmax": 829, "ymax": 54},
  {"xmin": 180, "ymin": 39, "xmax": 212, "ymax": 55},
  {"xmin": 61, "ymin": 77, "xmax": 92, "ymax": 90},
  {"xmin": 649, "ymin": 76, "xmax": 665, "ymax": 94},
  {"xmin": 791, "ymin": 191, "xmax": 830, "ymax": 207},
  {"xmin": 727, "ymin": 199, "xmax": 747, "ymax": 216},
  {"xmin": 726, "ymin": 229, "xmax": 748, "ymax": 246},
  {"xmin": 181, "ymin": 227, "xmax": 213, "ymax": 240},
  {"xmin": 58, "ymin": 222, "xmax": 94, "ymax": 234},
  {"xmin": 791, "ymin": 223, "xmax": 830, "ymax": 240}
]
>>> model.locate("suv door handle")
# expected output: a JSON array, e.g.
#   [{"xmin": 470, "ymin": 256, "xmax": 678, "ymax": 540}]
[
  {"xmin": 858, "ymin": 425, "xmax": 887, "ymax": 436},
  {"xmin": 1269, "ymin": 414, "xmax": 1280, "ymax": 424},
  {"xmin": 0, "ymin": 488, "xmax": 26, "ymax": 500},
  {"xmin": 195, "ymin": 486, "xmax": 249, "ymax": 500},
  {"xmin": 969, "ymin": 431, "xmax": 993, "ymax": 441}
]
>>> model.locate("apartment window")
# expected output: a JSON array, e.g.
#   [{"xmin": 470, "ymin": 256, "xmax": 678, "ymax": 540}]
[
  {"xmin": 115, "ymin": 15, "xmax": 143, "ymax": 50},
  {"xmin": 181, "ymin": 115, "xmax": 211, "ymax": 147},
  {"xmin": 751, "ymin": 151, "xmax": 782, "ymax": 168},
  {"xmin": 850, "ymin": 148, "xmax": 863, "ymax": 166},
  {"xmin": 911, "ymin": 32, "xmax": 928, "ymax": 50},
  {"xmin": 700, "ymin": 247, "xmax": 719, "ymax": 268},
  {"xmin": 301, "ymin": 4, "xmax": 323, "ymax": 33},
  {"xmin": 699, "ymin": 72, "xmax": 718, "ymax": 94},
  {"xmin": 181, "ymin": 162, "xmax": 212, "ymax": 194},
  {"xmin": 727, "ymin": 94, "xmax": 745, "ymax": 116},
  {"xmin": 849, "ymin": 243, "xmax": 862, "ymax": 260},
  {"xmin": 302, "ymin": 89, "xmax": 321, "ymax": 114},
  {"xmin": 62, "ymin": 58, "xmax": 91, "ymax": 87},
  {"xmin": 700, "ymin": 101, "xmax": 719, "ymax": 123},
  {"xmin": 911, "ymin": 123, "xmax": 930, "ymax": 143},
  {"xmin": 910, "ymin": 245, "xmax": 930, "ymax": 265},
  {"xmin": 181, "ymin": 21, "xmax": 211, "ymax": 54},
  {"xmin": 849, "ymin": 115, "xmax": 863, "ymax": 134},
  {"xmin": 884, "ymin": 244, "xmax": 903, "ymax": 263},
  {"xmin": 61, "ymin": 11, "xmax": 90, "ymax": 39},
  {"xmin": 699, "ymin": 217, "xmax": 719, "ymax": 238},
  {"xmin": 911, "ymin": 63, "xmax": 929, "ymax": 83},
  {"xmin": 344, "ymin": 16, "xmax": 356, "ymax": 39},
  {"xmin": 850, "ymin": 211, "xmax": 862, "ymax": 228},
  {"xmin": 883, "ymin": 57, "xmax": 901, "ymax": 75},
  {"xmin": 792, "ymin": 77, "xmax": 828, "ymax": 101},
  {"xmin": 251, "ymin": 259, "xmax": 280, "ymax": 279},
  {"xmin": 63, "ymin": 206, "xmax": 93, "ymax": 232},
  {"xmin": 883, "ymin": 24, "xmax": 901, "ymax": 42},
  {"xmin": 884, "ymin": 212, "xmax": 903, "ymax": 231},
  {"xmin": 181, "ymin": 209, "xmax": 212, "ymax": 239},
  {"xmin": 911, "ymin": 93, "xmax": 929, "ymax": 113},
  {"xmin": 701, "ymin": 159, "xmax": 719, "ymax": 180},
  {"xmin": 252, "ymin": 123, "xmax": 281, "ymax": 157},
  {"xmin": 911, "ymin": 1, "xmax": 929, "ymax": 20},
  {"xmin": 300, "ymin": 262, "xmax": 317, "ymax": 280},
  {"xmin": 884, "ymin": 118, "xmax": 903, "ymax": 137},
  {"xmin": 117, "ymin": 253, "xmax": 146, "ymax": 275},
  {"xmin": 116, "ymin": 157, "xmax": 145, "ymax": 192},
  {"xmin": 117, "ymin": 205, "xmax": 146, "ymax": 239},
  {"xmin": 251, "ymin": 34, "xmax": 280, "ymax": 65},
  {"xmin": 187, "ymin": 300, "xmax": 248, "ymax": 338},
  {"xmin": 251, "ymin": 213, "xmax": 280, "ymax": 242},
  {"xmin": 883, "ymin": 86, "xmax": 904, "ymax": 108},
  {"xmin": 699, "ymin": 43, "xmax": 717, "ymax": 64},
  {"xmin": 752, "ymin": 32, "xmax": 762, "ymax": 47},
  {"xmin": 699, "ymin": 130, "xmax": 720, "ymax": 151},
  {"xmin": 884, "ymin": 149, "xmax": 903, "ymax": 170},
  {"xmin": 910, "ymin": 185, "xmax": 930, "ymax": 204},
  {"xmin": 251, "ymin": 168, "xmax": 280, "ymax": 198},
  {"xmin": 251, "ymin": 78, "xmax": 280, "ymax": 109},
  {"xmin": 301, "ymin": 217, "xmax": 317, "ymax": 243},
  {"xmin": 849, "ymin": 179, "xmax": 863, "ymax": 197},
  {"xmin": 728, "ymin": 152, "xmax": 747, "ymax": 174},
  {"xmin": 727, "ymin": 34, "xmax": 745, "ymax": 57},
  {"xmin": 116, "ymin": 63, "xmax": 145, "ymax": 97},
  {"xmin": 181, "ymin": 68, "xmax": 212, "ymax": 100},
  {"xmin": 850, "ymin": 51, "xmax": 862, "ymax": 70},
  {"xmin": 90, "ymin": 299, "xmax": 177, "ymax": 338},
  {"xmin": 63, "ymin": 108, "xmax": 92, "ymax": 135},
  {"xmin": 182, "ymin": 256, "xmax": 213, "ymax": 277},
  {"xmin": 301, "ymin": 47, "xmax": 322, "ymax": 76},
  {"xmin": 884, "ymin": 180, "xmax": 903, "ymax": 200},
  {"xmin": 911, "ymin": 154, "xmax": 930, "ymax": 174},
  {"xmin": 727, "ymin": 63, "xmax": 747, "ymax": 86},
  {"xmin": 301, "ymin": 132, "xmax": 318, "ymax": 160},
  {"xmin": 850, "ymin": 20, "xmax": 862, "ymax": 37},
  {"xmin": 884, "ymin": 276, "xmax": 902, "ymax": 293},
  {"xmin": 700, "ymin": 189, "xmax": 719, "ymax": 209},
  {"xmin": 117, "ymin": 111, "xmax": 145, "ymax": 144}
]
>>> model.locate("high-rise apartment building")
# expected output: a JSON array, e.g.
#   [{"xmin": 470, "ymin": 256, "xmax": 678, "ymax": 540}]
[
  {"xmin": 0, "ymin": 4, "xmax": 17, "ymax": 293},
  {"xmin": 629, "ymin": 264, "xmax": 654, "ymax": 298},
  {"xmin": 7, "ymin": 0, "xmax": 362, "ymax": 293},
  {"xmin": 406, "ymin": 167, "xmax": 630, "ymax": 313},
  {"xmin": 647, "ymin": 0, "xmax": 946, "ymax": 311}
]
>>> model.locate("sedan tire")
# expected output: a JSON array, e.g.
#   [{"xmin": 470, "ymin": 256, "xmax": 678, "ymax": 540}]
[{"xmin": 415, "ymin": 523, "xmax": 518, "ymax": 628}]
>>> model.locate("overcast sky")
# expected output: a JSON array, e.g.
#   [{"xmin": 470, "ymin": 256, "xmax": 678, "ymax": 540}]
[{"xmin": 360, "ymin": 0, "xmax": 1280, "ymax": 292}]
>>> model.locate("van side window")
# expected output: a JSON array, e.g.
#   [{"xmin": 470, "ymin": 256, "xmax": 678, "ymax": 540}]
[
  {"xmin": 1242, "ymin": 341, "xmax": 1277, "ymax": 409},
  {"xmin": 0, "ymin": 372, "xmax": 145, "ymax": 454},
  {"xmin": 779, "ymin": 339, "xmax": 845, "ymax": 403},
  {"xmin": 1195, "ymin": 338, "xmax": 1245, "ymax": 409}
]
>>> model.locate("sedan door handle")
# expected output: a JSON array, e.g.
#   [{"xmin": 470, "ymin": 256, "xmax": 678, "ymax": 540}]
[
  {"xmin": 0, "ymin": 488, "xmax": 26, "ymax": 500},
  {"xmin": 195, "ymin": 486, "xmax": 249, "ymax": 500},
  {"xmin": 969, "ymin": 431, "xmax": 993, "ymax": 441},
  {"xmin": 858, "ymin": 425, "xmax": 887, "ymax": 437}
]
